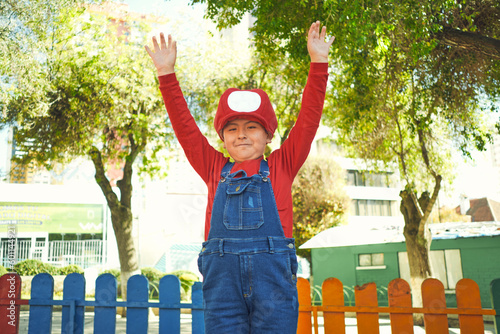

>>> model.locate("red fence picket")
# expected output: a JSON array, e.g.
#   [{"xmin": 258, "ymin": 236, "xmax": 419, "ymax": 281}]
[{"xmin": 0, "ymin": 273, "xmax": 24, "ymax": 334}]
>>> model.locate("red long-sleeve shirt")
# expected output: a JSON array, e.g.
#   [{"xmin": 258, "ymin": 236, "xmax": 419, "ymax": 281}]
[{"xmin": 159, "ymin": 62, "xmax": 329, "ymax": 240}]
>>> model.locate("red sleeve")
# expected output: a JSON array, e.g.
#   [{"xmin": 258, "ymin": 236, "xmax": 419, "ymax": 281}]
[
  {"xmin": 268, "ymin": 62, "xmax": 329, "ymax": 238},
  {"xmin": 158, "ymin": 73, "xmax": 227, "ymax": 183},
  {"xmin": 270, "ymin": 62, "xmax": 329, "ymax": 180}
]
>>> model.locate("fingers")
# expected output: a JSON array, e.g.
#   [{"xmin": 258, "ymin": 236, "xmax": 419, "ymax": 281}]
[
  {"xmin": 309, "ymin": 20, "xmax": 320, "ymax": 38},
  {"xmin": 161, "ymin": 32, "xmax": 168, "ymax": 49},
  {"xmin": 309, "ymin": 21, "xmax": 335, "ymax": 45},
  {"xmin": 319, "ymin": 26, "xmax": 327, "ymax": 40},
  {"xmin": 327, "ymin": 35, "xmax": 336, "ymax": 47},
  {"xmin": 147, "ymin": 33, "xmax": 175, "ymax": 53},
  {"xmin": 144, "ymin": 45, "xmax": 153, "ymax": 57},
  {"xmin": 152, "ymin": 35, "xmax": 160, "ymax": 51}
]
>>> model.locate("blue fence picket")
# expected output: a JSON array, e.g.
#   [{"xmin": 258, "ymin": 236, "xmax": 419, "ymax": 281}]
[
  {"xmin": 159, "ymin": 274, "xmax": 181, "ymax": 334},
  {"xmin": 94, "ymin": 273, "xmax": 117, "ymax": 334},
  {"xmin": 191, "ymin": 281, "xmax": 204, "ymax": 334},
  {"xmin": 127, "ymin": 274, "xmax": 149, "ymax": 334},
  {"xmin": 62, "ymin": 273, "xmax": 85, "ymax": 334},
  {"xmin": 28, "ymin": 273, "xmax": 54, "ymax": 334}
]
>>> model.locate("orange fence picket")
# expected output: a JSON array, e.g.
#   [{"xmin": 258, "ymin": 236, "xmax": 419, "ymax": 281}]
[
  {"xmin": 297, "ymin": 277, "xmax": 312, "ymax": 334},
  {"xmin": 422, "ymin": 278, "xmax": 448, "ymax": 333},
  {"xmin": 322, "ymin": 277, "xmax": 345, "ymax": 334},
  {"xmin": 455, "ymin": 278, "xmax": 484, "ymax": 333},
  {"xmin": 355, "ymin": 282, "xmax": 380, "ymax": 334},
  {"xmin": 388, "ymin": 278, "xmax": 414, "ymax": 334},
  {"xmin": 296, "ymin": 277, "xmax": 499, "ymax": 334}
]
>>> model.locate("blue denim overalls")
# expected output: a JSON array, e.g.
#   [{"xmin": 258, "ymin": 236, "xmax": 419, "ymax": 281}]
[{"xmin": 198, "ymin": 160, "xmax": 299, "ymax": 333}]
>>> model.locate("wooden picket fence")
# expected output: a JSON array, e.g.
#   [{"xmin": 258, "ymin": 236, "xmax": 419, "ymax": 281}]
[
  {"xmin": 297, "ymin": 277, "xmax": 500, "ymax": 334},
  {"xmin": 0, "ymin": 272, "xmax": 204, "ymax": 334},
  {"xmin": 1, "ymin": 273, "xmax": 499, "ymax": 333}
]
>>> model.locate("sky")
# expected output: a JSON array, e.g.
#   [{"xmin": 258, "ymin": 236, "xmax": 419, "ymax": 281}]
[
  {"xmin": 123, "ymin": 0, "xmax": 201, "ymax": 15},
  {"xmin": 123, "ymin": 0, "xmax": 174, "ymax": 14}
]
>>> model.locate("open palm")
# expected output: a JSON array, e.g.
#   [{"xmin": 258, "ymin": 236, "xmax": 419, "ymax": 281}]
[
  {"xmin": 307, "ymin": 21, "xmax": 335, "ymax": 63},
  {"xmin": 145, "ymin": 33, "xmax": 177, "ymax": 76}
]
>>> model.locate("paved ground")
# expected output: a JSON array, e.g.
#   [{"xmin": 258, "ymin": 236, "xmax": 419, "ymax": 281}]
[
  {"xmin": 324, "ymin": 317, "xmax": 496, "ymax": 334},
  {"xmin": 17, "ymin": 311, "xmax": 496, "ymax": 333},
  {"xmin": 18, "ymin": 311, "xmax": 191, "ymax": 334}
]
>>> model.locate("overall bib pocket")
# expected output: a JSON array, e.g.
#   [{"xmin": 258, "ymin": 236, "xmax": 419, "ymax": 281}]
[{"xmin": 223, "ymin": 181, "xmax": 264, "ymax": 230}]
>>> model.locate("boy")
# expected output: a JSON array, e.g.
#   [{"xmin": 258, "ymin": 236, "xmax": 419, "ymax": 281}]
[{"xmin": 146, "ymin": 21, "xmax": 334, "ymax": 333}]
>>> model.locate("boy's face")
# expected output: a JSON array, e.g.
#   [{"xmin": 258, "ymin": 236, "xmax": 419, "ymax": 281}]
[{"xmin": 222, "ymin": 119, "xmax": 272, "ymax": 163}]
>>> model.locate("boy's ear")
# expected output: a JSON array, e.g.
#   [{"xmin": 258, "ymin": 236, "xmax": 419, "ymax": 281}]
[{"xmin": 266, "ymin": 132, "xmax": 273, "ymax": 143}]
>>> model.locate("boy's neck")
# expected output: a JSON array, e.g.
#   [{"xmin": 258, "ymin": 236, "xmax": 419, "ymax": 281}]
[{"xmin": 230, "ymin": 156, "xmax": 264, "ymax": 176}]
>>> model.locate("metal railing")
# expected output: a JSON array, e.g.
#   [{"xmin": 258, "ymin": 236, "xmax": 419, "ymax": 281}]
[{"xmin": 0, "ymin": 239, "xmax": 104, "ymax": 268}]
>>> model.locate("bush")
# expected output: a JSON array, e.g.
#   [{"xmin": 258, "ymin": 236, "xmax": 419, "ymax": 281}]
[
  {"xmin": 141, "ymin": 267, "xmax": 166, "ymax": 283},
  {"xmin": 168, "ymin": 270, "xmax": 200, "ymax": 301},
  {"xmin": 100, "ymin": 268, "xmax": 121, "ymax": 279},
  {"xmin": 59, "ymin": 264, "xmax": 84, "ymax": 275},
  {"xmin": 13, "ymin": 259, "xmax": 59, "ymax": 276}
]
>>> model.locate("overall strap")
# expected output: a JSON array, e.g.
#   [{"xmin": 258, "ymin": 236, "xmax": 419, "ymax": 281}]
[
  {"xmin": 220, "ymin": 161, "xmax": 234, "ymax": 180},
  {"xmin": 259, "ymin": 159, "xmax": 270, "ymax": 179}
]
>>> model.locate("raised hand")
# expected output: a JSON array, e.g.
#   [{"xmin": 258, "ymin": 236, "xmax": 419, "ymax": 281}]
[
  {"xmin": 307, "ymin": 21, "xmax": 335, "ymax": 63},
  {"xmin": 145, "ymin": 33, "xmax": 177, "ymax": 76}
]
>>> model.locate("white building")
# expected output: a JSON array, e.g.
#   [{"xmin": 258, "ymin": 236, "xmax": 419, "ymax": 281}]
[{"xmin": 310, "ymin": 127, "xmax": 404, "ymax": 229}]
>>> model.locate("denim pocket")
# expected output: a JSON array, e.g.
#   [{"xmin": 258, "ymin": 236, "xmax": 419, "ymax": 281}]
[{"xmin": 223, "ymin": 183, "xmax": 264, "ymax": 230}]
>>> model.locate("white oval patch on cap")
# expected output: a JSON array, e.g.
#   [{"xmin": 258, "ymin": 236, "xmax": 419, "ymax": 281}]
[{"xmin": 227, "ymin": 91, "xmax": 261, "ymax": 112}]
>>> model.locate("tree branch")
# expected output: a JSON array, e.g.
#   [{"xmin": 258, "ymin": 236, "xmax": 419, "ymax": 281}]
[
  {"xmin": 419, "ymin": 174, "xmax": 442, "ymax": 234},
  {"xmin": 437, "ymin": 26, "xmax": 500, "ymax": 60},
  {"xmin": 89, "ymin": 146, "xmax": 119, "ymax": 210},
  {"xmin": 415, "ymin": 122, "xmax": 442, "ymax": 233},
  {"xmin": 117, "ymin": 128, "xmax": 146, "ymax": 208},
  {"xmin": 394, "ymin": 112, "xmax": 423, "ymax": 219}
]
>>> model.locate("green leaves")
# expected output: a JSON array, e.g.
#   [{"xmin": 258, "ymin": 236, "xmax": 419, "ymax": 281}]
[
  {"xmin": 3, "ymin": 4, "xmax": 171, "ymax": 177},
  {"xmin": 196, "ymin": 0, "xmax": 497, "ymax": 194}
]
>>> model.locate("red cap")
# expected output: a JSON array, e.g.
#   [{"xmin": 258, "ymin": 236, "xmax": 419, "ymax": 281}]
[{"xmin": 214, "ymin": 88, "xmax": 277, "ymax": 141}]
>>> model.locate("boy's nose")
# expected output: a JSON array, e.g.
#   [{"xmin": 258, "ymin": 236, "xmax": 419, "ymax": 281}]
[{"xmin": 237, "ymin": 129, "xmax": 247, "ymax": 138}]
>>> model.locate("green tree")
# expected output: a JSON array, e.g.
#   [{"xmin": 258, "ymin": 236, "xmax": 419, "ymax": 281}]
[
  {"xmin": 0, "ymin": 0, "xmax": 78, "ymax": 119},
  {"xmin": 191, "ymin": 0, "xmax": 500, "ymax": 315},
  {"xmin": 292, "ymin": 156, "xmax": 348, "ymax": 262},
  {"xmin": 3, "ymin": 5, "xmax": 170, "ymax": 300}
]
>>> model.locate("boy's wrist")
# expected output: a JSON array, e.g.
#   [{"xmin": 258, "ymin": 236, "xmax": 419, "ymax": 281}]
[
  {"xmin": 157, "ymin": 66, "xmax": 175, "ymax": 76},
  {"xmin": 310, "ymin": 56, "xmax": 329, "ymax": 63}
]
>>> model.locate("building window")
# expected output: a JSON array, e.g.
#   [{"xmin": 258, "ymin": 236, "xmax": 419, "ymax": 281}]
[
  {"xmin": 351, "ymin": 199, "xmax": 397, "ymax": 216},
  {"xmin": 346, "ymin": 170, "xmax": 392, "ymax": 188},
  {"xmin": 358, "ymin": 253, "xmax": 385, "ymax": 268},
  {"xmin": 398, "ymin": 249, "xmax": 463, "ymax": 290}
]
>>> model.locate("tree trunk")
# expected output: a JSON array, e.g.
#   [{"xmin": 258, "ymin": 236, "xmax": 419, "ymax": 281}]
[
  {"xmin": 109, "ymin": 203, "xmax": 140, "ymax": 316},
  {"xmin": 400, "ymin": 189, "xmax": 433, "ymax": 326},
  {"xmin": 89, "ymin": 146, "xmax": 140, "ymax": 317}
]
